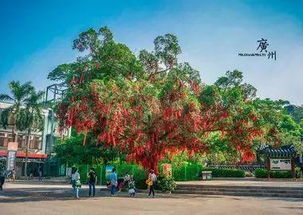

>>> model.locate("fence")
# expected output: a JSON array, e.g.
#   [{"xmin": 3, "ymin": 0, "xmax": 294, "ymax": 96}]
[
  {"xmin": 77, "ymin": 164, "xmax": 147, "ymax": 185},
  {"xmin": 172, "ymin": 163, "xmax": 203, "ymax": 181},
  {"xmin": 208, "ymin": 164, "xmax": 265, "ymax": 172},
  {"xmin": 75, "ymin": 163, "xmax": 205, "ymax": 183}
]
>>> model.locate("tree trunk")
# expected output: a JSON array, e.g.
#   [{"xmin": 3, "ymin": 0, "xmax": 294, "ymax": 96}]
[
  {"xmin": 12, "ymin": 123, "xmax": 18, "ymax": 142},
  {"xmin": 24, "ymin": 128, "xmax": 31, "ymax": 178}
]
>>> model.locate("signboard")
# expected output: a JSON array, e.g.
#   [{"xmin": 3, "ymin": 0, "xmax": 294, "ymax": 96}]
[
  {"xmin": 7, "ymin": 142, "xmax": 18, "ymax": 151},
  {"xmin": 7, "ymin": 142, "xmax": 18, "ymax": 171},
  {"xmin": 270, "ymin": 159, "xmax": 291, "ymax": 171},
  {"xmin": 7, "ymin": 150, "xmax": 17, "ymax": 171}
]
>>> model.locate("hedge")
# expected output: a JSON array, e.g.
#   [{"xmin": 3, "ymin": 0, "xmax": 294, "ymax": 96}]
[
  {"xmin": 202, "ymin": 168, "xmax": 245, "ymax": 177},
  {"xmin": 173, "ymin": 166, "xmax": 245, "ymax": 179},
  {"xmin": 76, "ymin": 163, "xmax": 148, "ymax": 188},
  {"xmin": 254, "ymin": 168, "xmax": 268, "ymax": 178},
  {"xmin": 255, "ymin": 168, "xmax": 295, "ymax": 178},
  {"xmin": 76, "ymin": 163, "xmax": 246, "ymax": 184},
  {"xmin": 172, "ymin": 163, "xmax": 203, "ymax": 181}
]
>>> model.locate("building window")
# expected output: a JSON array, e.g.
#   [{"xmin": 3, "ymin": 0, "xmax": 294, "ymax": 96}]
[
  {"xmin": 0, "ymin": 133, "xmax": 5, "ymax": 147},
  {"xmin": 8, "ymin": 133, "xmax": 13, "ymax": 143},
  {"xmin": 17, "ymin": 135, "xmax": 24, "ymax": 149},
  {"xmin": 29, "ymin": 136, "xmax": 34, "ymax": 149},
  {"xmin": 29, "ymin": 136, "xmax": 42, "ymax": 150},
  {"xmin": 35, "ymin": 137, "xmax": 42, "ymax": 150}
]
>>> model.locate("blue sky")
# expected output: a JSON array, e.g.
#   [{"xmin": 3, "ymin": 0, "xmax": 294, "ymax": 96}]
[{"xmin": 0, "ymin": 0, "xmax": 302, "ymax": 104}]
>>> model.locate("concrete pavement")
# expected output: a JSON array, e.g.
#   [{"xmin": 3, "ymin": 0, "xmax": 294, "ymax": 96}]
[{"xmin": 1, "ymin": 182, "xmax": 303, "ymax": 215}]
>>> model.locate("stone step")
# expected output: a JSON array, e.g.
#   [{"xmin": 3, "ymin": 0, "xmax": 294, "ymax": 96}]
[
  {"xmin": 173, "ymin": 189, "xmax": 303, "ymax": 198},
  {"xmin": 177, "ymin": 184, "xmax": 302, "ymax": 191},
  {"xmin": 176, "ymin": 187, "xmax": 303, "ymax": 194}
]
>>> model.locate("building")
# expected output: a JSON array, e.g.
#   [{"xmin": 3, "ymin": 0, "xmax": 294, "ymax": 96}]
[{"xmin": 0, "ymin": 101, "xmax": 69, "ymax": 177}]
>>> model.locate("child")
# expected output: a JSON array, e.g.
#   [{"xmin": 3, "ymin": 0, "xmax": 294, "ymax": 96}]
[{"xmin": 128, "ymin": 175, "xmax": 136, "ymax": 197}]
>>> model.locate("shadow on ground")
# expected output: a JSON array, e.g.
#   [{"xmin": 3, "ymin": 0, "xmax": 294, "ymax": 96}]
[
  {"xmin": 1, "ymin": 185, "xmax": 302, "ymax": 204},
  {"xmin": 0, "ymin": 187, "xmax": 226, "ymax": 204}
]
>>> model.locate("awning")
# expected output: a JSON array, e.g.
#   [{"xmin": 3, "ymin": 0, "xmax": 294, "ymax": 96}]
[
  {"xmin": 258, "ymin": 145, "xmax": 297, "ymax": 158},
  {"xmin": 0, "ymin": 150, "xmax": 48, "ymax": 159}
]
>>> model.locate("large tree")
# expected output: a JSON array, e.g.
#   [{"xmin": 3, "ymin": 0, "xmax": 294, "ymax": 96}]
[{"xmin": 49, "ymin": 27, "xmax": 280, "ymax": 172}]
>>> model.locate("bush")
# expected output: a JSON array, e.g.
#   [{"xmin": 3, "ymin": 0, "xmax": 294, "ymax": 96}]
[
  {"xmin": 133, "ymin": 167, "xmax": 147, "ymax": 189},
  {"xmin": 255, "ymin": 168, "xmax": 268, "ymax": 178},
  {"xmin": 296, "ymin": 167, "xmax": 302, "ymax": 178},
  {"xmin": 255, "ymin": 168, "xmax": 296, "ymax": 178},
  {"xmin": 172, "ymin": 163, "xmax": 202, "ymax": 181},
  {"xmin": 157, "ymin": 175, "xmax": 177, "ymax": 193},
  {"xmin": 202, "ymin": 168, "xmax": 245, "ymax": 177},
  {"xmin": 271, "ymin": 170, "xmax": 292, "ymax": 178}
]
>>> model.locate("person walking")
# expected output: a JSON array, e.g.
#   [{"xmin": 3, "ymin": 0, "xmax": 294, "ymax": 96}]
[
  {"xmin": 38, "ymin": 167, "xmax": 43, "ymax": 181},
  {"xmin": 147, "ymin": 169, "xmax": 157, "ymax": 198},
  {"xmin": 12, "ymin": 169, "xmax": 16, "ymax": 182},
  {"xmin": 87, "ymin": 168, "xmax": 97, "ymax": 197},
  {"xmin": 0, "ymin": 170, "xmax": 5, "ymax": 191},
  {"xmin": 109, "ymin": 168, "xmax": 117, "ymax": 196},
  {"xmin": 71, "ymin": 167, "xmax": 81, "ymax": 199}
]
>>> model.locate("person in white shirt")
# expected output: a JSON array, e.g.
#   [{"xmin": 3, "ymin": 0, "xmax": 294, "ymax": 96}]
[
  {"xmin": 148, "ymin": 169, "xmax": 157, "ymax": 197},
  {"xmin": 71, "ymin": 167, "xmax": 81, "ymax": 199}
]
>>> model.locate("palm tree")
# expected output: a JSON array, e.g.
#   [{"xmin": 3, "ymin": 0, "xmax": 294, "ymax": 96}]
[
  {"xmin": 0, "ymin": 81, "xmax": 33, "ymax": 142},
  {"xmin": 23, "ymin": 90, "xmax": 44, "ymax": 177}
]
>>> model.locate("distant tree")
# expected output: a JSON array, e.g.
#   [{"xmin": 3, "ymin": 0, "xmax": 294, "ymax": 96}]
[
  {"xmin": 0, "ymin": 81, "xmax": 33, "ymax": 142},
  {"xmin": 284, "ymin": 104, "xmax": 303, "ymax": 123},
  {"xmin": 22, "ymin": 89, "xmax": 44, "ymax": 177}
]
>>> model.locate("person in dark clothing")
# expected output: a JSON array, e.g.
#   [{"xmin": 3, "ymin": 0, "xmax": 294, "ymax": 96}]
[
  {"xmin": 0, "ymin": 171, "xmax": 5, "ymax": 191},
  {"xmin": 88, "ymin": 168, "xmax": 97, "ymax": 197},
  {"xmin": 147, "ymin": 169, "xmax": 157, "ymax": 198}
]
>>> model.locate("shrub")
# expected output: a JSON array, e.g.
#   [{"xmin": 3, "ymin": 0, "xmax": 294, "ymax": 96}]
[
  {"xmin": 296, "ymin": 167, "xmax": 302, "ymax": 178},
  {"xmin": 172, "ymin": 163, "xmax": 202, "ymax": 181},
  {"xmin": 157, "ymin": 175, "xmax": 177, "ymax": 193},
  {"xmin": 255, "ymin": 168, "xmax": 296, "ymax": 178},
  {"xmin": 270, "ymin": 170, "xmax": 292, "ymax": 178},
  {"xmin": 255, "ymin": 168, "xmax": 268, "ymax": 178},
  {"xmin": 202, "ymin": 168, "xmax": 245, "ymax": 177},
  {"xmin": 133, "ymin": 167, "xmax": 147, "ymax": 189}
]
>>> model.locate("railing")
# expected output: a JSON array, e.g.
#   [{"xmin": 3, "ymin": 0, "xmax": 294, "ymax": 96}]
[{"xmin": 208, "ymin": 164, "xmax": 265, "ymax": 172}]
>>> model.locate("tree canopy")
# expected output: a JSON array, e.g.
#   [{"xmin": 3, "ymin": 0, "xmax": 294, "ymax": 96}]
[{"xmin": 49, "ymin": 26, "xmax": 302, "ymax": 171}]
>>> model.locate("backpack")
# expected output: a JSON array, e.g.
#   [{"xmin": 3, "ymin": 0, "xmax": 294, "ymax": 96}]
[{"xmin": 75, "ymin": 180, "xmax": 82, "ymax": 188}]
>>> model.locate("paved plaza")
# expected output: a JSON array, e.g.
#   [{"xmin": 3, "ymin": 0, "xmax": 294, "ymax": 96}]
[{"xmin": 1, "ymin": 182, "xmax": 303, "ymax": 215}]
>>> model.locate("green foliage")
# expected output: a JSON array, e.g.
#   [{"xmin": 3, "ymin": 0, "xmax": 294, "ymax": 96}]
[
  {"xmin": 54, "ymin": 133, "xmax": 118, "ymax": 166},
  {"xmin": 285, "ymin": 104, "xmax": 303, "ymax": 123},
  {"xmin": 202, "ymin": 168, "xmax": 245, "ymax": 177},
  {"xmin": 172, "ymin": 163, "xmax": 203, "ymax": 181},
  {"xmin": 255, "ymin": 168, "xmax": 299, "ymax": 178},
  {"xmin": 114, "ymin": 163, "xmax": 147, "ymax": 188},
  {"xmin": 75, "ymin": 163, "xmax": 147, "ymax": 188},
  {"xmin": 254, "ymin": 168, "xmax": 269, "ymax": 178},
  {"xmin": 270, "ymin": 170, "xmax": 292, "ymax": 178},
  {"xmin": 157, "ymin": 175, "xmax": 177, "ymax": 192},
  {"xmin": 0, "ymin": 81, "xmax": 34, "ymax": 130},
  {"xmin": 132, "ymin": 167, "xmax": 148, "ymax": 189},
  {"xmin": 154, "ymin": 34, "xmax": 181, "ymax": 68}
]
